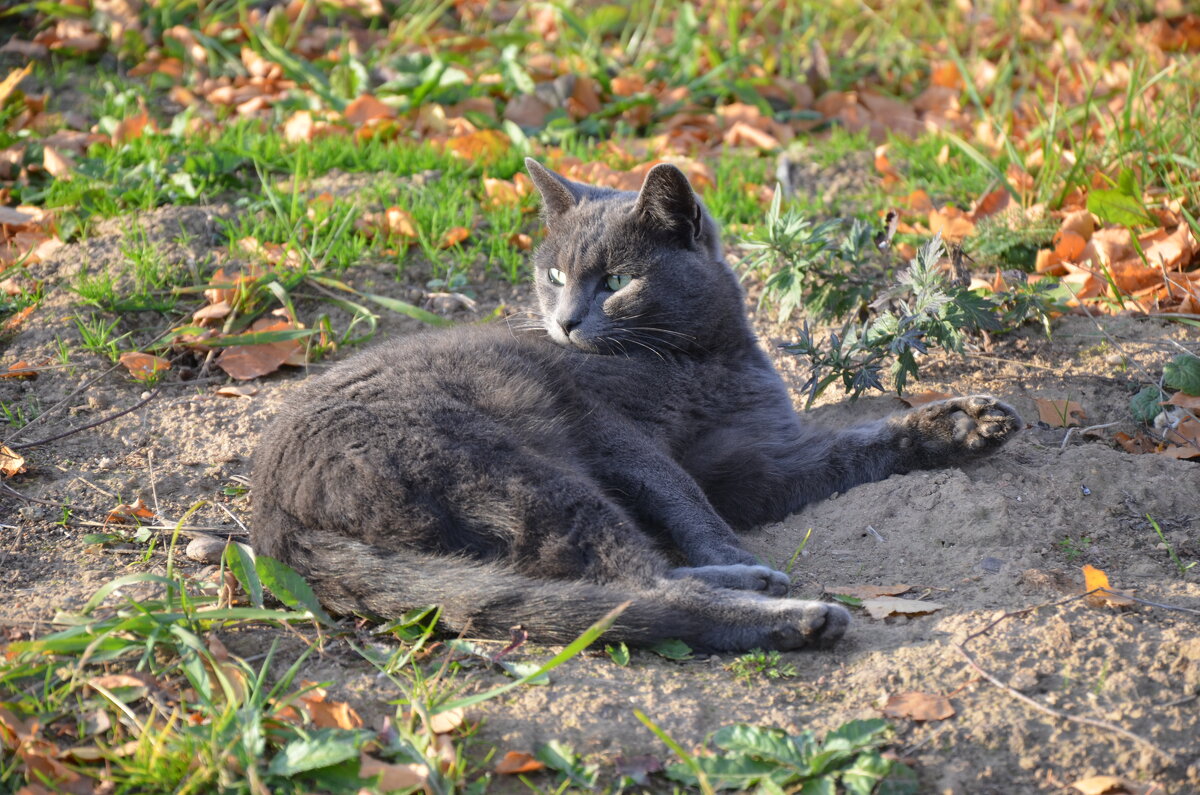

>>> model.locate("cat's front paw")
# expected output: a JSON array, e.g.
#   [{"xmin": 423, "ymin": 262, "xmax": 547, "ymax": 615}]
[
  {"xmin": 898, "ymin": 395, "xmax": 1021, "ymax": 464},
  {"xmin": 668, "ymin": 564, "xmax": 790, "ymax": 597},
  {"xmin": 765, "ymin": 600, "xmax": 851, "ymax": 649}
]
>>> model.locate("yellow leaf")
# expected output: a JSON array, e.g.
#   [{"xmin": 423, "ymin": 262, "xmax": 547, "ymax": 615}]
[
  {"xmin": 0, "ymin": 445, "xmax": 26, "ymax": 477},
  {"xmin": 1082, "ymin": 564, "xmax": 1134, "ymax": 607},
  {"xmin": 1035, "ymin": 398, "xmax": 1086, "ymax": 427}
]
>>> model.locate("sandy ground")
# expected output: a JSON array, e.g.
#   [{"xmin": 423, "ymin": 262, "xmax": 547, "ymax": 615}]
[{"xmin": 2, "ymin": 204, "xmax": 1199, "ymax": 793}]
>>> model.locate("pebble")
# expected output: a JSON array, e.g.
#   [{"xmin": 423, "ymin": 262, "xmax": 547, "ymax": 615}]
[{"xmin": 185, "ymin": 536, "xmax": 226, "ymax": 563}]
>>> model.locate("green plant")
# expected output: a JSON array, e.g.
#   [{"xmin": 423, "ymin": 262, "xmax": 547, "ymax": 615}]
[
  {"xmin": 1148, "ymin": 515, "xmax": 1196, "ymax": 577},
  {"xmin": 726, "ymin": 649, "xmax": 798, "ymax": 684},
  {"xmin": 1058, "ymin": 535, "xmax": 1093, "ymax": 562},
  {"xmin": 660, "ymin": 719, "xmax": 917, "ymax": 793},
  {"xmin": 73, "ymin": 314, "xmax": 126, "ymax": 362},
  {"xmin": 742, "ymin": 194, "xmax": 884, "ymax": 323}
]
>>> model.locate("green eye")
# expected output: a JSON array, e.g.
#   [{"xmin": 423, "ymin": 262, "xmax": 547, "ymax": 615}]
[
  {"xmin": 605, "ymin": 274, "xmax": 632, "ymax": 291},
  {"xmin": 547, "ymin": 268, "xmax": 566, "ymax": 286}
]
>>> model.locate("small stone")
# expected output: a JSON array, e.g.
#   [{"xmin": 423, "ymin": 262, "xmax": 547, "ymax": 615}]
[
  {"xmin": 1104, "ymin": 353, "xmax": 1125, "ymax": 367},
  {"xmin": 185, "ymin": 536, "xmax": 227, "ymax": 563},
  {"xmin": 980, "ymin": 556, "xmax": 1004, "ymax": 573}
]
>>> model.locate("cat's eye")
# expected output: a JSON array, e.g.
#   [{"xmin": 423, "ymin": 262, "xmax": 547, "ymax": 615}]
[
  {"xmin": 547, "ymin": 268, "xmax": 566, "ymax": 286},
  {"xmin": 605, "ymin": 273, "xmax": 633, "ymax": 291}
]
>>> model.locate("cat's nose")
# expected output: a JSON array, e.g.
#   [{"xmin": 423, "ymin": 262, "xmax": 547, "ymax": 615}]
[{"xmin": 558, "ymin": 316, "xmax": 582, "ymax": 335}]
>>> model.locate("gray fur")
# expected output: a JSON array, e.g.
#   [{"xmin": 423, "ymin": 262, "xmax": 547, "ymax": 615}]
[{"xmin": 251, "ymin": 160, "xmax": 1021, "ymax": 652}]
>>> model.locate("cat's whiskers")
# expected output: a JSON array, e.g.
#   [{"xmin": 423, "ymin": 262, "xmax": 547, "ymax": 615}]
[{"xmin": 613, "ymin": 330, "xmax": 667, "ymax": 361}]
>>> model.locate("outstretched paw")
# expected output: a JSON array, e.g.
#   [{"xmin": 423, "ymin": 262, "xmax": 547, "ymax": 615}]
[
  {"xmin": 765, "ymin": 600, "xmax": 851, "ymax": 649},
  {"xmin": 899, "ymin": 395, "xmax": 1021, "ymax": 464},
  {"xmin": 668, "ymin": 564, "xmax": 791, "ymax": 597}
]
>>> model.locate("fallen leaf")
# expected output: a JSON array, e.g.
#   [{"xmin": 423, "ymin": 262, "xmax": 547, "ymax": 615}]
[
  {"xmin": 439, "ymin": 226, "xmax": 469, "ymax": 249},
  {"xmin": 86, "ymin": 673, "xmax": 154, "ymax": 695},
  {"xmin": 898, "ymin": 391, "xmax": 953, "ymax": 408},
  {"xmin": 0, "ymin": 207, "xmax": 34, "ymax": 227},
  {"xmin": 0, "ymin": 445, "xmax": 26, "ymax": 477},
  {"xmin": 1070, "ymin": 774, "xmax": 1141, "ymax": 795},
  {"xmin": 299, "ymin": 688, "xmax": 363, "ymax": 730},
  {"xmin": 343, "ymin": 94, "xmax": 395, "ymax": 125},
  {"xmin": 214, "ymin": 321, "xmax": 304, "ymax": 380},
  {"xmin": 1035, "ymin": 398, "xmax": 1086, "ymax": 427},
  {"xmin": 825, "ymin": 584, "xmax": 911, "ymax": 599},
  {"xmin": 215, "ymin": 385, "xmax": 258, "ymax": 398},
  {"xmin": 119, "ymin": 351, "xmax": 170, "ymax": 381},
  {"xmin": 428, "ymin": 707, "xmax": 464, "ymax": 734},
  {"xmin": 42, "ymin": 145, "xmax": 73, "ymax": 179},
  {"xmin": 495, "ymin": 750, "xmax": 546, "ymax": 774},
  {"xmin": 1, "ymin": 361, "xmax": 36, "ymax": 379},
  {"xmin": 881, "ymin": 691, "xmax": 955, "ymax": 721},
  {"xmin": 509, "ymin": 232, "xmax": 532, "ymax": 250},
  {"xmin": 111, "ymin": 110, "xmax": 150, "ymax": 145},
  {"xmin": 0, "ymin": 65, "xmax": 32, "ymax": 108},
  {"xmin": 442, "ymin": 129, "xmax": 510, "ymax": 164},
  {"xmin": 1, "ymin": 304, "xmax": 35, "ymax": 333},
  {"xmin": 1113, "ymin": 431, "xmax": 1155, "ymax": 455},
  {"xmin": 107, "ymin": 497, "xmax": 154, "ymax": 524},
  {"xmin": 1082, "ymin": 564, "xmax": 1134, "ymax": 607},
  {"xmin": 862, "ymin": 597, "xmax": 945, "ymax": 619},
  {"xmin": 359, "ymin": 753, "xmax": 429, "ymax": 790}
]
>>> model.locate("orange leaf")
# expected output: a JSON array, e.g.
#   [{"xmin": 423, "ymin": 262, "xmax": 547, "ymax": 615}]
[
  {"xmin": 881, "ymin": 691, "xmax": 955, "ymax": 721},
  {"xmin": 112, "ymin": 111, "xmax": 150, "ymax": 146},
  {"xmin": 496, "ymin": 750, "xmax": 546, "ymax": 775},
  {"xmin": 971, "ymin": 188, "xmax": 1010, "ymax": 220},
  {"xmin": 903, "ymin": 189, "xmax": 933, "ymax": 213},
  {"xmin": 107, "ymin": 497, "xmax": 154, "ymax": 524},
  {"xmin": 343, "ymin": 94, "xmax": 395, "ymax": 126},
  {"xmin": 1053, "ymin": 230, "xmax": 1087, "ymax": 261},
  {"xmin": 1082, "ymin": 565, "xmax": 1134, "ymax": 607},
  {"xmin": 509, "ymin": 232, "xmax": 532, "ymax": 251},
  {"xmin": 483, "ymin": 177, "xmax": 522, "ymax": 208},
  {"xmin": 1034, "ymin": 398, "xmax": 1086, "ymax": 427},
  {"xmin": 1, "ymin": 361, "xmax": 36, "ymax": 379},
  {"xmin": 0, "ymin": 305, "xmax": 34, "ymax": 334},
  {"xmin": 0, "ymin": 445, "xmax": 26, "ymax": 477},
  {"xmin": 928, "ymin": 206, "xmax": 975, "ymax": 242},
  {"xmin": 930, "ymin": 62, "xmax": 962, "ymax": 89},
  {"xmin": 119, "ymin": 351, "xmax": 171, "ymax": 381},
  {"xmin": 439, "ymin": 226, "xmax": 469, "ymax": 249},
  {"xmin": 1113, "ymin": 431, "xmax": 1155, "ymax": 455},
  {"xmin": 443, "ymin": 129, "xmax": 510, "ymax": 164},
  {"xmin": 427, "ymin": 707, "xmax": 464, "ymax": 734},
  {"xmin": 1161, "ymin": 417, "xmax": 1200, "ymax": 459}
]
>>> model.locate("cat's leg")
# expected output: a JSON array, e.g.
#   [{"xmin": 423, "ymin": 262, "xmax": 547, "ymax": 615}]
[
  {"xmin": 665, "ymin": 564, "xmax": 790, "ymax": 596},
  {"xmin": 696, "ymin": 396, "xmax": 1021, "ymax": 527}
]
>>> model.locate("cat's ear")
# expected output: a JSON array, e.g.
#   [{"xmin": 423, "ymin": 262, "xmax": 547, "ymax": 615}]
[
  {"xmin": 634, "ymin": 164, "xmax": 703, "ymax": 245},
  {"xmin": 526, "ymin": 158, "xmax": 581, "ymax": 227}
]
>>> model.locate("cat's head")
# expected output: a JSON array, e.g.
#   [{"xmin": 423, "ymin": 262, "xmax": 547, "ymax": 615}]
[{"xmin": 525, "ymin": 158, "xmax": 750, "ymax": 356}]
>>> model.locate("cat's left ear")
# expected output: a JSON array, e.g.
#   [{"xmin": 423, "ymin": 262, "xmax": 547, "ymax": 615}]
[{"xmin": 634, "ymin": 164, "xmax": 704, "ymax": 245}]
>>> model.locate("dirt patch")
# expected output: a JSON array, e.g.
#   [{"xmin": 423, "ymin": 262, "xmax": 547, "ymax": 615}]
[{"xmin": 2, "ymin": 208, "xmax": 1198, "ymax": 792}]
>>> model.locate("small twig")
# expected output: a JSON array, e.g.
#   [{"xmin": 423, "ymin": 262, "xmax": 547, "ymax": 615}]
[
  {"xmin": 1060, "ymin": 421, "xmax": 1121, "ymax": 450},
  {"xmin": 214, "ymin": 501, "xmax": 249, "ymax": 535},
  {"xmin": 1108, "ymin": 590, "xmax": 1200, "ymax": 617},
  {"xmin": 147, "ymin": 449, "xmax": 161, "ymax": 520},
  {"xmin": 952, "ymin": 642, "xmax": 1174, "ymax": 762},
  {"xmin": 73, "ymin": 477, "xmax": 116, "ymax": 499},
  {"xmin": 1160, "ymin": 693, "xmax": 1198, "ymax": 709},
  {"xmin": 10, "ymin": 387, "xmax": 163, "ymax": 450}
]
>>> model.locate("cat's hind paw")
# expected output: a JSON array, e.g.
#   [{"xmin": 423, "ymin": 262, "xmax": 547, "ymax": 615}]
[{"xmin": 764, "ymin": 600, "xmax": 851, "ymax": 649}]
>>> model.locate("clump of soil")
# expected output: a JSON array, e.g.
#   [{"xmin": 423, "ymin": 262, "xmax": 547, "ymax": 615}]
[{"xmin": 2, "ymin": 206, "xmax": 1198, "ymax": 793}]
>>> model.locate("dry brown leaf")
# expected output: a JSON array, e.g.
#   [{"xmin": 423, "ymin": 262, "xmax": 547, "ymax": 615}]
[
  {"xmin": 898, "ymin": 391, "xmax": 952, "ymax": 408},
  {"xmin": 496, "ymin": 750, "xmax": 546, "ymax": 774},
  {"xmin": 503, "ymin": 94, "xmax": 553, "ymax": 128},
  {"xmin": 862, "ymin": 597, "xmax": 945, "ymax": 619},
  {"xmin": 1161, "ymin": 416, "xmax": 1200, "ymax": 459},
  {"xmin": 881, "ymin": 691, "xmax": 955, "ymax": 721},
  {"xmin": 1035, "ymin": 398, "xmax": 1086, "ymax": 427},
  {"xmin": 509, "ymin": 232, "xmax": 532, "ymax": 251},
  {"xmin": 214, "ymin": 320, "xmax": 303, "ymax": 381},
  {"xmin": 359, "ymin": 753, "xmax": 429, "ymax": 790},
  {"xmin": 483, "ymin": 177, "xmax": 524, "ymax": 207},
  {"xmin": 1082, "ymin": 564, "xmax": 1134, "ymax": 607},
  {"xmin": 215, "ymin": 385, "xmax": 258, "ymax": 398},
  {"xmin": 107, "ymin": 497, "xmax": 154, "ymax": 524},
  {"xmin": 1070, "ymin": 774, "xmax": 1141, "ymax": 794},
  {"xmin": 903, "ymin": 189, "xmax": 933, "ymax": 213},
  {"xmin": 0, "ymin": 207, "xmax": 34, "ymax": 227},
  {"xmin": 1053, "ymin": 230, "xmax": 1087, "ymax": 261},
  {"xmin": 1059, "ymin": 210, "xmax": 1094, "ymax": 241},
  {"xmin": 1, "ymin": 304, "xmax": 34, "ymax": 334},
  {"xmin": 971, "ymin": 188, "xmax": 1010, "ymax": 220},
  {"xmin": 428, "ymin": 707, "xmax": 464, "ymax": 734},
  {"xmin": 112, "ymin": 110, "xmax": 150, "ymax": 146},
  {"xmin": 42, "ymin": 144, "xmax": 73, "ymax": 179},
  {"xmin": 825, "ymin": 584, "xmax": 911, "ymax": 599},
  {"xmin": 119, "ymin": 351, "xmax": 170, "ymax": 381},
  {"xmin": 193, "ymin": 300, "xmax": 231, "ymax": 323},
  {"xmin": 0, "ymin": 445, "xmax": 26, "ymax": 477},
  {"xmin": 439, "ymin": 226, "xmax": 470, "ymax": 249},
  {"xmin": 928, "ymin": 206, "xmax": 975, "ymax": 241},
  {"xmin": 1113, "ymin": 431, "xmax": 1155, "ymax": 455},
  {"xmin": 301, "ymin": 690, "xmax": 363, "ymax": 730},
  {"xmin": 86, "ymin": 673, "xmax": 155, "ymax": 694},
  {"xmin": 344, "ymin": 94, "xmax": 395, "ymax": 125}
]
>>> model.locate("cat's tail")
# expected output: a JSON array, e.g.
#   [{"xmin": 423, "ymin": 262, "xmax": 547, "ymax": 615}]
[{"xmin": 265, "ymin": 531, "xmax": 848, "ymax": 651}]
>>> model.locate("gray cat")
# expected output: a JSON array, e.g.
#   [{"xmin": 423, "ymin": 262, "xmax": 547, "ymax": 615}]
[{"xmin": 251, "ymin": 159, "xmax": 1020, "ymax": 652}]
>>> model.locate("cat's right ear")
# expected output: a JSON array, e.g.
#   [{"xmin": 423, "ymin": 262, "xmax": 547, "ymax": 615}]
[{"xmin": 526, "ymin": 158, "xmax": 580, "ymax": 229}]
